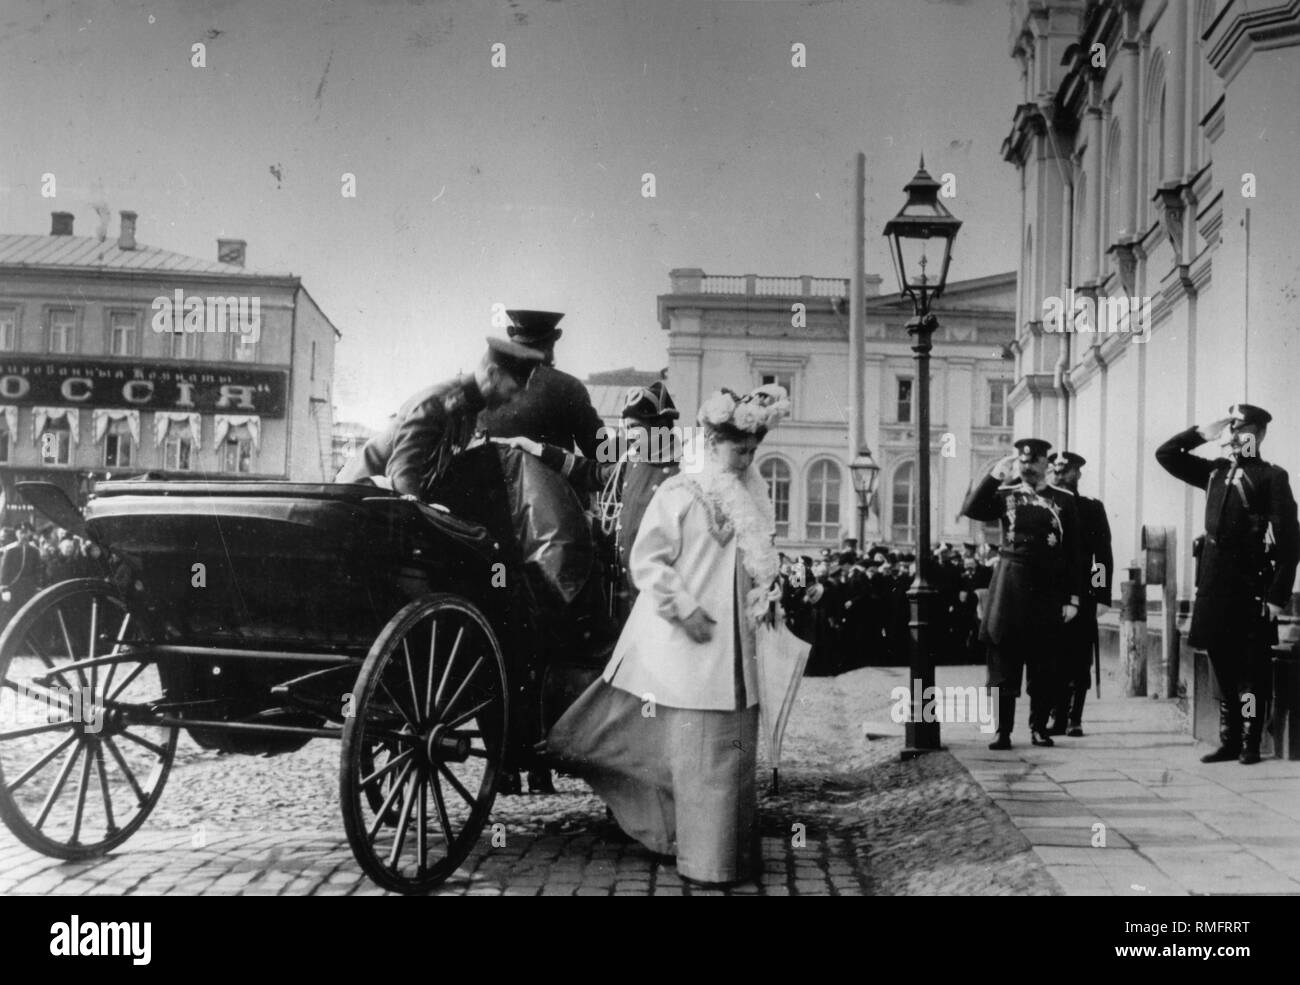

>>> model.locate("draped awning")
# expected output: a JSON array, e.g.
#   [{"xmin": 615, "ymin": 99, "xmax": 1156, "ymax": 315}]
[
  {"xmin": 0, "ymin": 405, "xmax": 17, "ymax": 436},
  {"xmin": 32, "ymin": 407, "xmax": 79, "ymax": 445},
  {"xmin": 154, "ymin": 412, "xmax": 202, "ymax": 451},
  {"xmin": 92, "ymin": 408, "xmax": 141, "ymax": 446},
  {"xmin": 214, "ymin": 414, "xmax": 261, "ymax": 451}
]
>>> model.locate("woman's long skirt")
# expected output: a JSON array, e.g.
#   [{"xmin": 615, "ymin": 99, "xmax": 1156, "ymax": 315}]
[{"xmin": 547, "ymin": 679, "xmax": 759, "ymax": 884}]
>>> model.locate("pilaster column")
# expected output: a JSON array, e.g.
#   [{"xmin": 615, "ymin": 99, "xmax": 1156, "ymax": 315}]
[{"xmin": 1120, "ymin": 17, "xmax": 1141, "ymax": 239}]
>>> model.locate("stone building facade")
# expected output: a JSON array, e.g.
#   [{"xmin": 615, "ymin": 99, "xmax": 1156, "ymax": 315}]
[{"xmin": 659, "ymin": 268, "xmax": 1017, "ymax": 555}]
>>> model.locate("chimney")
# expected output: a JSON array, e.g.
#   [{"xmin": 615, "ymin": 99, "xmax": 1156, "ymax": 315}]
[
  {"xmin": 217, "ymin": 238, "xmax": 246, "ymax": 267},
  {"xmin": 50, "ymin": 212, "xmax": 74, "ymax": 236},
  {"xmin": 118, "ymin": 211, "xmax": 137, "ymax": 251}
]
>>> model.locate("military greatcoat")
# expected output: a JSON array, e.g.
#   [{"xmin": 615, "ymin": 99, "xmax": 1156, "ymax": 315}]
[
  {"xmin": 960, "ymin": 474, "xmax": 1083, "ymax": 681},
  {"xmin": 1155, "ymin": 427, "xmax": 1299, "ymax": 650}
]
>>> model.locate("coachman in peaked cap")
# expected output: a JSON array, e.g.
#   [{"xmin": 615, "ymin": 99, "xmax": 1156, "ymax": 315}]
[
  {"xmin": 1157, "ymin": 403, "xmax": 1299, "ymax": 764},
  {"xmin": 479, "ymin": 310, "xmax": 606, "ymax": 460}
]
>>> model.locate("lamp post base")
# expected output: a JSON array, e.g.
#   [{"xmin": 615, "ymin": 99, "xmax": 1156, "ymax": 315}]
[{"xmin": 900, "ymin": 740, "xmax": 947, "ymax": 761}]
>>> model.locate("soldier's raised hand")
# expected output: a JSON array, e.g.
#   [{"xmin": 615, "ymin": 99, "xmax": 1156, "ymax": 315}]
[
  {"xmin": 1062, "ymin": 603, "xmax": 1078, "ymax": 623},
  {"xmin": 991, "ymin": 453, "xmax": 1019, "ymax": 481},
  {"xmin": 1197, "ymin": 417, "xmax": 1232, "ymax": 442}
]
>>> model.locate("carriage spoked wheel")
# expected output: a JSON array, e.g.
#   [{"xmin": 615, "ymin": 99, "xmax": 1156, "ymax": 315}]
[
  {"xmin": 0, "ymin": 578, "xmax": 177, "ymax": 860},
  {"xmin": 341, "ymin": 593, "xmax": 508, "ymax": 894}
]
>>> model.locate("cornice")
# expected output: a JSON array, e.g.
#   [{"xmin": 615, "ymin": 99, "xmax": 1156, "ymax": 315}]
[{"xmin": 1207, "ymin": 0, "xmax": 1300, "ymax": 86}]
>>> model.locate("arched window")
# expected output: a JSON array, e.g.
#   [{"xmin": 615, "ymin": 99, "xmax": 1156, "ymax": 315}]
[
  {"xmin": 1105, "ymin": 116, "xmax": 1123, "ymax": 252},
  {"xmin": 1073, "ymin": 170, "xmax": 1090, "ymax": 285},
  {"xmin": 1022, "ymin": 225, "xmax": 1034, "ymax": 323},
  {"xmin": 759, "ymin": 457, "xmax": 791, "ymax": 539},
  {"xmin": 1145, "ymin": 47, "xmax": 1167, "ymax": 229},
  {"xmin": 1196, "ymin": 0, "xmax": 1222, "ymax": 170},
  {"xmin": 890, "ymin": 461, "xmax": 916, "ymax": 545},
  {"xmin": 805, "ymin": 460, "xmax": 841, "ymax": 542}
]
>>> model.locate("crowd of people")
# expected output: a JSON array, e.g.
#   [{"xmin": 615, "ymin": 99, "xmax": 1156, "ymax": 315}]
[
  {"xmin": 778, "ymin": 540, "xmax": 996, "ymax": 676},
  {"xmin": 0, "ymin": 521, "xmax": 107, "ymax": 627}
]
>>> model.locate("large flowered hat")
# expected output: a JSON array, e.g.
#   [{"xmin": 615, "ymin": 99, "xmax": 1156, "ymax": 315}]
[{"xmin": 696, "ymin": 384, "xmax": 791, "ymax": 434}]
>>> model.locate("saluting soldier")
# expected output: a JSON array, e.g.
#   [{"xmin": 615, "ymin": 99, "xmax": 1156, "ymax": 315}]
[
  {"xmin": 961, "ymin": 438, "xmax": 1083, "ymax": 749},
  {"xmin": 1046, "ymin": 451, "xmax": 1114, "ymax": 737},
  {"xmin": 479, "ymin": 310, "xmax": 605, "ymax": 458},
  {"xmin": 1156, "ymin": 404, "xmax": 1300, "ymax": 765},
  {"xmin": 336, "ymin": 337, "xmax": 543, "ymax": 497}
]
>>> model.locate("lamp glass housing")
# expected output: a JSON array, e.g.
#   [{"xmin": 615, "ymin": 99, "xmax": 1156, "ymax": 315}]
[{"xmin": 883, "ymin": 158, "xmax": 961, "ymax": 313}]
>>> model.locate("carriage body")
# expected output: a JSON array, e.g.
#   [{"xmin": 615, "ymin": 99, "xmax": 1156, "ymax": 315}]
[
  {"xmin": 82, "ymin": 480, "xmax": 519, "ymax": 752},
  {"xmin": 0, "ymin": 448, "xmax": 601, "ymax": 892}
]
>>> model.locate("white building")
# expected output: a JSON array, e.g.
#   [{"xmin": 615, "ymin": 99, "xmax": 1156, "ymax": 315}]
[
  {"xmin": 1003, "ymin": 0, "xmax": 1300, "ymax": 602},
  {"xmin": 659, "ymin": 268, "xmax": 1017, "ymax": 555}
]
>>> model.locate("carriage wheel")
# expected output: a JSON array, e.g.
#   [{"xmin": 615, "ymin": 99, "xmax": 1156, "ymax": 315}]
[
  {"xmin": 341, "ymin": 594, "xmax": 508, "ymax": 893},
  {"xmin": 0, "ymin": 579, "xmax": 177, "ymax": 860}
]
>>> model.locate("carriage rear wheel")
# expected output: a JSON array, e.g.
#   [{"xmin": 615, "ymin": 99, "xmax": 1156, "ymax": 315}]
[
  {"xmin": 0, "ymin": 579, "xmax": 177, "ymax": 860},
  {"xmin": 341, "ymin": 594, "xmax": 508, "ymax": 893}
]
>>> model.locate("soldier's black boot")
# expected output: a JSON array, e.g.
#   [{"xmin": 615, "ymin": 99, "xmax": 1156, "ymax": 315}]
[
  {"xmin": 528, "ymin": 768, "xmax": 557, "ymax": 794},
  {"xmin": 1239, "ymin": 706, "xmax": 1264, "ymax": 765},
  {"xmin": 1029, "ymin": 692, "xmax": 1054, "ymax": 746},
  {"xmin": 1047, "ymin": 690, "xmax": 1070, "ymax": 736},
  {"xmin": 1200, "ymin": 700, "xmax": 1242, "ymax": 763},
  {"xmin": 1067, "ymin": 688, "xmax": 1086, "ymax": 737},
  {"xmin": 988, "ymin": 693, "xmax": 1014, "ymax": 750},
  {"xmin": 499, "ymin": 770, "xmax": 523, "ymax": 795}
]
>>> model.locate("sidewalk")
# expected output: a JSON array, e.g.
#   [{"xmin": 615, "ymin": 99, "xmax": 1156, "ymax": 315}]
[{"xmin": 922, "ymin": 657, "xmax": 1300, "ymax": 895}]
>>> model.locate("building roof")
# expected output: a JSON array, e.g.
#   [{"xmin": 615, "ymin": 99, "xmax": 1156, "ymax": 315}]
[
  {"xmin": 585, "ymin": 367, "xmax": 664, "ymax": 387},
  {"xmin": 0, "ymin": 234, "xmax": 290, "ymax": 278}
]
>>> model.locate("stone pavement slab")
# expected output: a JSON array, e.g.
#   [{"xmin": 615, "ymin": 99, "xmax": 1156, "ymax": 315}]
[{"xmin": 935, "ymin": 660, "xmax": 1300, "ymax": 896}]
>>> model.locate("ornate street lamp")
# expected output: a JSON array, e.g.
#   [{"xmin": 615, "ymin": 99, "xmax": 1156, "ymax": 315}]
[
  {"xmin": 849, "ymin": 448, "xmax": 881, "ymax": 548},
  {"xmin": 883, "ymin": 156, "xmax": 961, "ymax": 758}
]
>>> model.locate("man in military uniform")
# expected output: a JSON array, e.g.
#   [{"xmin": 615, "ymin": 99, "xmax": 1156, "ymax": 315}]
[
  {"xmin": 479, "ymin": 310, "xmax": 605, "ymax": 459},
  {"xmin": 0, "ymin": 522, "xmax": 43, "ymax": 628},
  {"xmin": 501, "ymin": 380, "xmax": 683, "ymax": 621},
  {"xmin": 491, "ymin": 379, "xmax": 680, "ymax": 794},
  {"xmin": 961, "ymin": 438, "xmax": 1083, "ymax": 749},
  {"xmin": 1047, "ymin": 451, "xmax": 1113, "ymax": 737},
  {"xmin": 1156, "ymin": 404, "xmax": 1300, "ymax": 764},
  {"xmin": 336, "ymin": 337, "xmax": 543, "ymax": 496}
]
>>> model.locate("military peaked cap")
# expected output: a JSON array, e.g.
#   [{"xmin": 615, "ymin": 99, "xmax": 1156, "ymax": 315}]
[
  {"xmin": 505, "ymin": 310, "xmax": 565, "ymax": 347},
  {"xmin": 1013, "ymin": 437, "xmax": 1052, "ymax": 458},
  {"xmin": 1228, "ymin": 403, "xmax": 1272, "ymax": 428},
  {"xmin": 1050, "ymin": 450, "xmax": 1087, "ymax": 469}
]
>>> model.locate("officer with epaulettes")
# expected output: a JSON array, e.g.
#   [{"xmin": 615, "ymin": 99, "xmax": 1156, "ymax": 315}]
[
  {"xmin": 961, "ymin": 438, "xmax": 1083, "ymax": 749},
  {"xmin": 1156, "ymin": 403, "xmax": 1300, "ymax": 765},
  {"xmin": 1046, "ymin": 451, "xmax": 1114, "ymax": 737}
]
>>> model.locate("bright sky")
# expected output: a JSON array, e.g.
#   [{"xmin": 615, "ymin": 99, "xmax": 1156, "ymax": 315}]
[{"xmin": 1, "ymin": 0, "xmax": 1023, "ymax": 428}]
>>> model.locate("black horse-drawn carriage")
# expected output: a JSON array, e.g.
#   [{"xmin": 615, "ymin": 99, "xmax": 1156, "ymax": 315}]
[{"xmin": 0, "ymin": 444, "xmax": 614, "ymax": 893}]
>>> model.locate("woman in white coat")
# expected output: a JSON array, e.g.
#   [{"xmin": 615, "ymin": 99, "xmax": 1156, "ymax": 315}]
[{"xmin": 548, "ymin": 384, "xmax": 790, "ymax": 887}]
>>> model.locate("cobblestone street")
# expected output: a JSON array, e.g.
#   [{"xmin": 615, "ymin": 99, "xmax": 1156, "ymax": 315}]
[{"xmin": 0, "ymin": 668, "xmax": 1057, "ymax": 896}]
